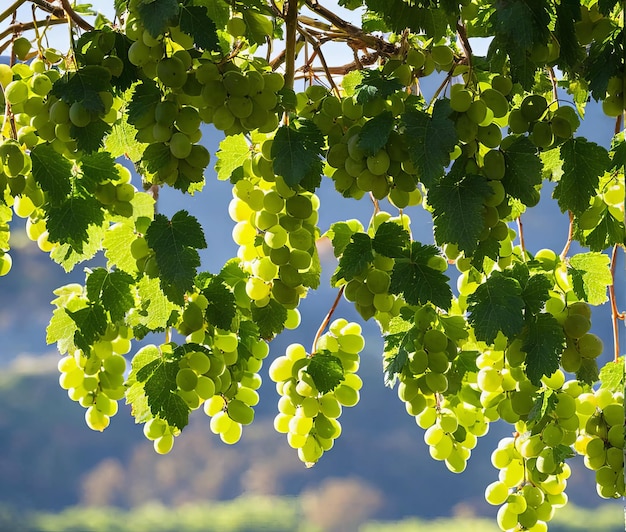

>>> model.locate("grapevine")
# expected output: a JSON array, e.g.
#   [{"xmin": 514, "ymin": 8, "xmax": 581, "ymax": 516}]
[{"xmin": 0, "ymin": 1, "xmax": 624, "ymax": 530}]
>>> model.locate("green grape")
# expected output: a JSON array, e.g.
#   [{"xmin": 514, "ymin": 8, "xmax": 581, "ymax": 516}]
[
  {"xmin": 423, "ymin": 329, "xmax": 448, "ymax": 352},
  {"xmin": 450, "ymin": 88, "xmax": 473, "ymax": 112},
  {"xmin": 480, "ymin": 88, "xmax": 509, "ymax": 118},
  {"xmin": 485, "ymin": 480, "xmax": 510, "ymax": 505},
  {"xmin": 154, "ymin": 433, "xmax": 174, "ymax": 454},
  {"xmin": 5, "ymin": 80, "xmax": 29, "ymax": 105},
  {"xmin": 176, "ymin": 367, "xmax": 198, "ymax": 392},
  {"xmin": 227, "ymin": 399, "xmax": 255, "ymax": 425},
  {"xmin": 562, "ymin": 314, "xmax": 591, "ymax": 339},
  {"xmin": 69, "ymin": 102, "xmax": 92, "ymax": 127},
  {"xmin": 577, "ymin": 333, "xmax": 603, "ymax": 358},
  {"xmin": 85, "ymin": 405, "xmax": 110, "ymax": 432},
  {"xmin": 521, "ymin": 95, "xmax": 548, "ymax": 122},
  {"xmin": 103, "ymin": 354, "xmax": 126, "ymax": 375}
]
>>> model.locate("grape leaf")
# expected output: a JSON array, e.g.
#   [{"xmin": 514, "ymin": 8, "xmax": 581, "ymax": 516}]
[
  {"xmin": 470, "ymin": 236, "xmax": 502, "ymax": 270},
  {"xmin": 584, "ymin": 34, "xmax": 623, "ymax": 101},
  {"xmin": 251, "ymin": 298, "xmax": 287, "ymax": 339},
  {"xmin": 332, "ymin": 232, "xmax": 373, "ymax": 284},
  {"xmin": 527, "ymin": 389, "xmax": 557, "ymax": 430},
  {"xmin": 554, "ymin": 0, "xmax": 585, "ymax": 74},
  {"xmin": 300, "ymin": 244, "xmax": 322, "ymax": 290},
  {"xmin": 522, "ymin": 313, "xmax": 566, "ymax": 385},
  {"xmin": 80, "ymin": 152, "xmax": 120, "ymax": 190},
  {"xmin": 353, "ymin": 69, "xmax": 404, "ymax": 105},
  {"xmin": 145, "ymin": 211, "xmax": 207, "ymax": 304},
  {"xmin": 50, "ymin": 223, "xmax": 108, "ymax": 272},
  {"xmin": 136, "ymin": 276, "xmax": 178, "ymax": 331},
  {"xmin": 71, "ymin": 119, "xmax": 112, "ymax": 154},
  {"xmin": 439, "ymin": 315, "xmax": 469, "ymax": 342},
  {"xmin": 105, "ymin": 113, "xmax": 145, "ymax": 162},
  {"xmin": 467, "ymin": 271, "xmax": 525, "ymax": 344},
  {"xmin": 307, "ymin": 353, "xmax": 345, "ymax": 394},
  {"xmin": 215, "ymin": 134, "xmax": 250, "ymax": 181},
  {"xmin": 179, "ymin": 5, "xmax": 219, "ymax": 51},
  {"xmin": 598, "ymin": 358, "xmax": 625, "ymax": 392},
  {"xmin": 51, "ymin": 66, "xmax": 111, "ymax": 112},
  {"xmin": 401, "ymin": 100, "xmax": 458, "ymax": 187},
  {"xmin": 585, "ymin": 210, "xmax": 624, "ymax": 251},
  {"xmin": 0, "ymin": 205, "xmax": 11, "ymax": 251},
  {"xmin": 194, "ymin": 0, "xmax": 230, "ymax": 28},
  {"xmin": 372, "ymin": 222, "xmax": 410, "ymax": 258},
  {"xmin": 390, "ymin": 242, "xmax": 452, "ymax": 310},
  {"xmin": 138, "ymin": 0, "xmax": 179, "ymax": 38},
  {"xmin": 502, "ymin": 136, "xmax": 543, "ymax": 206},
  {"xmin": 568, "ymin": 252, "xmax": 612, "ymax": 305},
  {"xmin": 103, "ymin": 222, "xmax": 140, "ymax": 274},
  {"xmin": 86, "ymin": 268, "xmax": 135, "ymax": 323},
  {"xmin": 325, "ymin": 221, "xmax": 360, "ymax": 258},
  {"xmin": 67, "ymin": 303, "xmax": 108, "ymax": 352},
  {"xmin": 30, "ymin": 144, "xmax": 72, "ymax": 205},
  {"xmin": 127, "ymin": 80, "xmax": 161, "ymax": 127},
  {"xmin": 47, "ymin": 304, "xmax": 82, "ymax": 354},
  {"xmin": 199, "ymin": 276, "xmax": 237, "ymax": 330},
  {"xmin": 428, "ymin": 167, "xmax": 492, "ymax": 255},
  {"xmin": 364, "ymin": 0, "xmax": 450, "ymax": 40},
  {"xmin": 383, "ymin": 335, "xmax": 410, "ymax": 387},
  {"xmin": 218, "ymin": 259, "xmax": 248, "ymax": 288},
  {"xmin": 576, "ymin": 358, "xmax": 600, "ymax": 386},
  {"xmin": 610, "ymin": 135, "xmax": 626, "ymax": 170},
  {"xmin": 554, "ymin": 138, "xmax": 611, "ymax": 215},
  {"xmin": 271, "ymin": 120, "xmax": 324, "ymax": 190},
  {"xmin": 521, "ymin": 273, "xmax": 552, "ymax": 315},
  {"xmin": 241, "ymin": 9, "xmax": 274, "ymax": 44},
  {"xmin": 111, "ymin": 32, "xmax": 139, "ymax": 92},
  {"xmin": 47, "ymin": 195, "xmax": 105, "ymax": 254},
  {"xmin": 140, "ymin": 357, "xmax": 190, "ymax": 430},
  {"xmin": 357, "ymin": 111, "xmax": 395, "ymax": 156}
]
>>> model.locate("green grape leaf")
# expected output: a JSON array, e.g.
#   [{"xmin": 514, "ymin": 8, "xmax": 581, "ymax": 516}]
[
  {"xmin": 138, "ymin": 0, "xmax": 179, "ymax": 38},
  {"xmin": 576, "ymin": 358, "xmax": 600, "ymax": 386},
  {"xmin": 357, "ymin": 110, "xmax": 395, "ymax": 156},
  {"xmin": 521, "ymin": 273, "xmax": 552, "ymax": 315},
  {"xmin": 568, "ymin": 252, "xmax": 612, "ymax": 305},
  {"xmin": 51, "ymin": 66, "xmax": 111, "ymax": 111},
  {"xmin": 136, "ymin": 276, "xmax": 178, "ymax": 331},
  {"xmin": 333, "ymin": 232, "xmax": 373, "ymax": 284},
  {"xmin": 103, "ymin": 222, "xmax": 140, "ymax": 274},
  {"xmin": 554, "ymin": 0, "xmax": 585, "ymax": 74},
  {"xmin": 353, "ymin": 69, "xmax": 404, "ymax": 105},
  {"xmin": 215, "ymin": 134, "xmax": 250, "ymax": 181},
  {"xmin": 439, "ymin": 315, "xmax": 469, "ymax": 342},
  {"xmin": 598, "ymin": 357, "xmax": 625, "ymax": 393},
  {"xmin": 584, "ymin": 35, "xmax": 623, "ymax": 101},
  {"xmin": 105, "ymin": 113, "xmax": 145, "ymax": 162},
  {"xmin": 402, "ymin": 100, "xmax": 458, "ymax": 187},
  {"xmin": 341, "ymin": 70, "xmax": 363, "ymax": 97},
  {"xmin": 300, "ymin": 246, "xmax": 322, "ymax": 290},
  {"xmin": 80, "ymin": 152, "xmax": 120, "ymax": 190},
  {"xmin": 70, "ymin": 119, "xmax": 112, "ymax": 154},
  {"xmin": 428, "ymin": 166, "xmax": 492, "ymax": 255},
  {"xmin": 50, "ymin": 223, "xmax": 108, "ymax": 272},
  {"xmin": 364, "ymin": 0, "xmax": 450, "ymax": 40},
  {"xmin": 467, "ymin": 272, "xmax": 525, "ymax": 344},
  {"xmin": 526, "ymin": 389, "xmax": 557, "ymax": 430},
  {"xmin": 86, "ymin": 268, "xmax": 135, "ymax": 323},
  {"xmin": 140, "ymin": 358, "xmax": 190, "ymax": 430},
  {"xmin": 553, "ymin": 444, "xmax": 576, "ymax": 464},
  {"xmin": 219, "ymin": 259, "xmax": 248, "ymax": 288},
  {"xmin": 307, "ymin": 352, "xmax": 345, "ymax": 394},
  {"xmin": 325, "ymin": 221, "xmax": 360, "ymax": 258},
  {"xmin": 383, "ymin": 339, "xmax": 410, "ymax": 387},
  {"xmin": 127, "ymin": 80, "xmax": 161, "ymax": 127},
  {"xmin": 251, "ymin": 298, "xmax": 287, "ymax": 339},
  {"xmin": 47, "ymin": 195, "xmax": 105, "ymax": 254},
  {"xmin": 200, "ymin": 276, "xmax": 237, "ymax": 330},
  {"xmin": 178, "ymin": 5, "xmax": 219, "ymax": 51},
  {"xmin": 140, "ymin": 142, "xmax": 172, "ymax": 177},
  {"xmin": 522, "ymin": 313, "xmax": 566, "ymax": 385},
  {"xmin": 554, "ymin": 138, "xmax": 611, "ymax": 215},
  {"xmin": 597, "ymin": 0, "xmax": 619, "ymax": 14},
  {"xmin": 502, "ymin": 136, "xmax": 543, "ymax": 206},
  {"xmin": 470, "ymin": 236, "xmax": 502, "ymax": 270},
  {"xmin": 450, "ymin": 350, "xmax": 479, "ymax": 379},
  {"xmin": 47, "ymin": 305, "xmax": 81, "ymax": 354},
  {"xmin": 145, "ymin": 211, "xmax": 207, "ymax": 305},
  {"xmin": 585, "ymin": 210, "xmax": 624, "ymax": 251},
  {"xmin": 610, "ymin": 135, "xmax": 626, "ymax": 170},
  {"xmin": 390, "ymin": 242, "xmax": 452, "ymax": 310},
  {"xmin": 67, "ymin": 303, "xmax": 108, "ymax": 352},
  {"xmin": 271, "ymin": 119, "xmax": 324, "ymax": 190},
  {"xmin": 241, "ymin": 9, "xmax": 274, "ymax": 44},
  {"xmin": 111, "ymin": 32, "xmax": 140, "ymax": 92},
  {"xmin": 30, "ymin": 144, "xmax": 72, "ymax": 205},
  {"xmin": 372, "ymin": 222, "xmax": 410, "ymax": 258}
]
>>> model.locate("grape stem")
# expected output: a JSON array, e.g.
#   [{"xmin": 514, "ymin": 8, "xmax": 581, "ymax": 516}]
[
  {"xmin": 311, "ymin": 286, "xmax": 345, "ymax": 354},
  {"xmin": 455, "ymin": 21, "xmax": 473, "ymax": 77},
  {"xmin": 608, "ymin": 245, "xmax": 624, "ymax": 362},
  {"xmin": 547, "ymin": 67, "xmax": 559, "ymax": 103},
  {"xmin": 284, "ymin": 0, "xmax": 299, "ymax": 91},
  {"xmin": 559, "ymin": 211, "xmax": 574, "ymax": 262},
  {"xmin": 297, "ymin": 26, "xmax": 341, "ymax": 98},
  {"xmin": 0, "ymin": 0, "xmax": 27, "ymax": 25},
  {"xmin": 516, "ymin": 216, "xmax": 526, "ymax": 259},
  {"xmin": 0, "ymin": 18, "xmax": 66, "ymax": 43}
]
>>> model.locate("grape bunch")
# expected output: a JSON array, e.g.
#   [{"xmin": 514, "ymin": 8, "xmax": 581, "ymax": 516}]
[
  {"xmin": 575, "ymin": 387, "xmax": 625, "ymax": 499},
  {"xmin": 558, "ymin": 302, "xmax": 603, "ymax": 373},
  {"xmin": 269, "ymin": 319, "xmax": 364, "ymax": 465}
]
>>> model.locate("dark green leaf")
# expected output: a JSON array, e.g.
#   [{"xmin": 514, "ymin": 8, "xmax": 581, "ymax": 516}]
[
  {"xmin": 402, "ymin": 100, "xmax": 458, "ymax": 187},
  {"xmin": 271, "ymin": 120, "xmax": 324, "ymax": 190},
  {"xmin": 325, "ymin": 221, "xmax": 361, "ymax": 258},
  {"xmin": 47, "ymin": 195, "xmax": 105, "ymax": 254},
  {"xmin": 353, "ymin": 69, "xmax": 404, "ymax": 105},
  {"xmin": 357, "ymin": 111, "xmax": 395, "ymax": 156},
  {"xmin": 30, "ymin": 144, "xmax": 72, "ymax": 205},
  {"xmin": 585, "ymin": 210, "xmax": 624, "ymax": 251},
  {"xmin": 390, "ymin": 242, "xmax": 452, "ymax": 310},
  {"xmin": 584, "ymin": 33, "xmax": 623, "ymax": 101},
  {"xmin": 80, "ymin": 152, "xmax": 120, "ymax": 190},
  {"xmin": 364, "ymin": 0, "xmax": 450, "ymax": 40},
  {"xmin": 201, "ymin": 276, "xmax": 237, "ymax": 330},
  {"xmin": 307, "ymin": 353, "xmax": 345, "ymax": 394},
  {"xmin": 554, "ymin": 0, "xmax": 584, "ymax": 74},
  {"xmin": 333, "ymin": 232, "xmax": 373, "ymax": 284},
  {"xmin": 383, "ymin": 339, "xmax": 410, "ymax": 387},
  {"xmin": 467, "ymin": 271, "xmax": 525, "ymax": 344},
  {"xmin": 70, "ymin": 119, "xmax": 112, "ymax": 154},
  {"xmin": 554, "ymin": 138, "xmax": 610, "ymax": 215},
  {"xmin": 138, "ymin": 0, "xmax": 179, "ymax": 38},
  {"xmin": 51, "ymin": 66, "xmax": 111, "ymax": 111},
  {"xmin": 576, "ymin": 358, "xmax": 600, "ymax": 386},
  {"xmin": 86, "ymin": 268, "xmax": 135, "ymax": 323},
  {"xmin": 568, "ymin": 252, "xmax": 612, "ymax": 305},
  {"xmin": 179, "ymin": 5, "xmax": 219, "ymax": 51},
  {"xmin": 145, "ymin": 211, "xmax": 207, "ymax": 304},
  {"xmin": 523, "ymin": 313, "xmax": 566, "ymax": 385},
  {"xmin": 128, "ymin": 80, "xmax": 161, "ymax": 127},
  {"xmin": 111, "ymin": 32, "xmax": 139, "ymax": 91},
  {"xmin": 67, "ymin": 303, "xmax": 108, "ymax": 352},
  {"xmin": 521, "ymin": 273, "xmax": 552, "ymax": 315},
  {"xmin": 502, "ymin": 136, "xmax": 543, "ymax": 206},
  {"xmin": 372, "ymin": 222, "xmax": 410, "ymax": 258},
  {"xmin": 251, "ymin": 298, "xmax": 287, "ymax": 339},
  {"xmin": 428, "ymin": 165, "xmax": 492, "ymax": 255},
  {"xmin": 143, "ymin": 360, "xmax": 190, "ymax": 430},
  {"xmin": 527, "ymin": 389, "xmax": 557, "ymax": 430}
]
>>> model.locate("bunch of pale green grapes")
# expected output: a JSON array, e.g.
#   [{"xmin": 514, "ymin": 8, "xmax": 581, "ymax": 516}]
[
  {"xmin": 576, "ymin": 170, "xmax": 625, "ymax": 233},
  {"xmin": 269, "ymin": 319, "xmax": 363, "ymax": 465},
  {"xmin": 557, "ymin": 302, "xmax": 604, "ymax": 373},
  {"xmin": 601, "ymin": 73, "xmax": 625, "ymax": 117},
  {"xmin": 228, "ymin": 170, "xmax": 320, "ymax": 311},
  {"xmin": 574, "ymin": 387, "xmax": 625, "ymax": 499}
]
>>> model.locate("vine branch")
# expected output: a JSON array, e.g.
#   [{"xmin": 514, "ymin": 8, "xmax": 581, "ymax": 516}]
[
  {"xmin": 284, "ymin": 0, "xmax": 299, "ymax": 90},
  {"xmin": 559, "ymin": 211, "xmax": 574, "ymax": 261},
  {"xmin": 608, "ymin": 245, "xmax": 625, "ymax": 362},
  {"xmin": 311, "ymin": 286, "xmax": 345, "ymax": 354}
]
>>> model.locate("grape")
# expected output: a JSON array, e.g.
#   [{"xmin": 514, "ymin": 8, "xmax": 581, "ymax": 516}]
[
  {"xmin": 154, "ymin": 433, "xmax": 175, "ymax": 454},
  {"xmin": 227, "ymin": 399, "xmax": 255, "ymax": 425},
  {"xmin": 577, "ymin": 333, "xmax": 603, "ymax": 358},
  {"xmin": 85, "ymin": 406, "xmax": 110, "ymax": 432}
]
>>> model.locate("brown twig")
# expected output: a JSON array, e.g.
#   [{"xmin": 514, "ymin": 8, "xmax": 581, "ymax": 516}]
[
  {"xmin": 456, "ymin": 21, "xmax": 472, "ymax": 80},
  {"xmin": 0, "ymin": 18, "xmax": 66, "ymax": 42},
  {"xmin": 311, "ymin": 286, "xmax": 345, "ymax": 354},
  {"xmin": 608, "ymin": 245, "xmax": 625, "ymax": 362},
  {"xmin": 284, "ymin": 0, "xmax": 299, "ymax": 90},
  {"xmin": 547, "ymin": 67, "xmax": 559, "ymax": 104},
  {"xmin": 297, "ymin": 25, "xmax": 340, "ymax": 97},
  {"xmin": 559, "ymin": 211, "xmax": 574, "ymax": 261},
  {"xmin": 516, "ymin": 216, "xmax": 526, "ymax": 258},
  {"xmin": 58, "ymin": 0, "xmax": 93, "ymax": 31}
]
